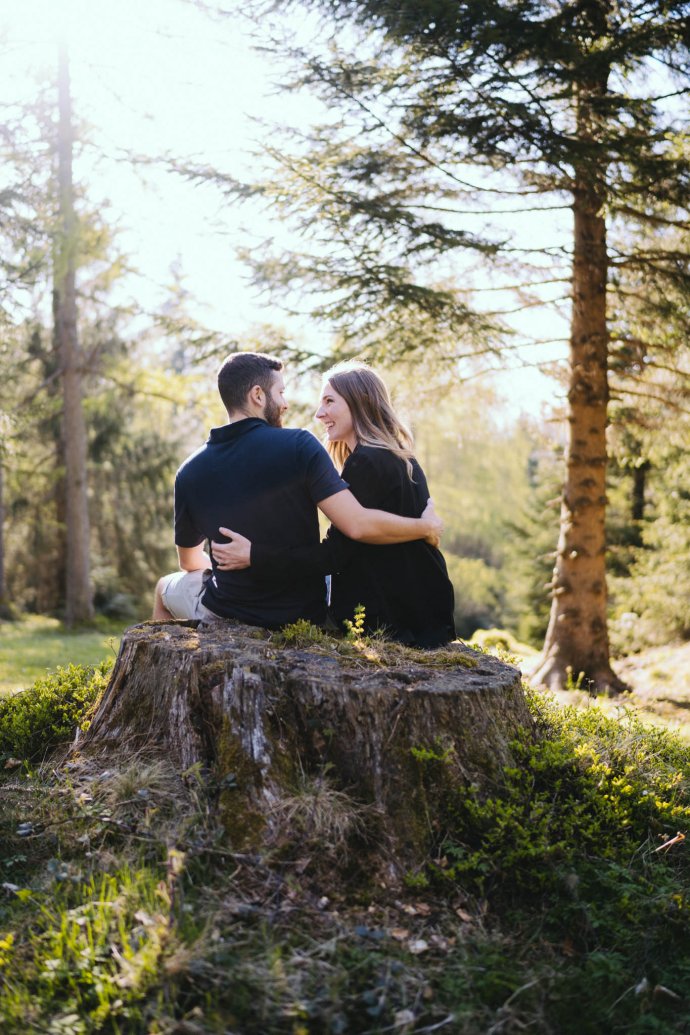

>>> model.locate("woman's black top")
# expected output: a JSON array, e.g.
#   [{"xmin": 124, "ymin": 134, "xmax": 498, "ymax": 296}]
[{"xmin": 250, "ymin": 444, "xmax": 456, "ymax": 647}]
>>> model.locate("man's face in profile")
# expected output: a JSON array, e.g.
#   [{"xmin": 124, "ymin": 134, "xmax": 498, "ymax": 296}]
[{"xmin": 263, "ymin": 371, "xmax": 288, "ymax": 428}]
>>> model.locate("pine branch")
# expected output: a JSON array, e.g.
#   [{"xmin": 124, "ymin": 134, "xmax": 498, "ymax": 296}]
[
  {"xmin": 483, "ymin": 295, "xmax": 572, "ymax": 317},
  {"xmin": 473, "ymin": 277, "xmax": 572, "ymax": 292},
  {"xmin": 642, "ymin": 359, "xmax": 690, "ymax": 380},
  {"xmin": 408, "ymin": 202, "xmax": 573, "ymax": 215},
  {"xmin": 609, "ymin": 385, "xmax": 690, "ymax": 415},
  {"xmin": 101, "ymin": 373, "xmax": 183, "ymax": 405},
  {"xmin": 303, "ymin": 54, "xmax": 550, "ymax": 197},
  {"xmin": 610, "ymin": 204, "xmax": 690, "ymax": 231}
]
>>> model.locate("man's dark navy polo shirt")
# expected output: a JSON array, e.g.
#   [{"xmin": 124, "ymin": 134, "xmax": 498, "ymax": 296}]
[{"xmin": 174, "ymin": 418, "xmax": 347, "ymax": 627}]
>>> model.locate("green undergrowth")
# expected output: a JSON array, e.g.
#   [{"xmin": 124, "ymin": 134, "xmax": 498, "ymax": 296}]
[
  {"xmin": 418, "ymin": 691, "xmax": 690, "ymax": 1032},
  {"xmin": 3, "ymin": 667, "xmax": 690, "ymax": 1031},
  {"xmin": 0, "ymin": 662, "xmax": 112, "ymax": 762}
]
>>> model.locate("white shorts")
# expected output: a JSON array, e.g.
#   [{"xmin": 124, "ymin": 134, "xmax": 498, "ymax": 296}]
[{"xmin": 160, "ymin": 569, "xmax": 214, "ymax": 621}]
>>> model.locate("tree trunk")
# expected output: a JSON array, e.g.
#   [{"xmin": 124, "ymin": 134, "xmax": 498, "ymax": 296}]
[
  {"xmin": 54, "ymin": 44, "xmax": 93, "ymax": 625},
  {"xmin": 631, "ymin": 460, "xmax": 650, "ymax": 525},
  {"xmin": 0, "ymin": 458, "xmax": 7, "ymax": 616},
  {"xmin": 532, "ymin": 60, "xmax": 626, "ymax": 694},
  {"xmin": 78, "ymin": 620, "xmax": 532, "ymax": 876}
]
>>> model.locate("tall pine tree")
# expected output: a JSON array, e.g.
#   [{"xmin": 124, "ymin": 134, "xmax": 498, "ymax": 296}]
[{"xmin": 213, "ymin": 0, "xmax": 690, "ymax": 689}]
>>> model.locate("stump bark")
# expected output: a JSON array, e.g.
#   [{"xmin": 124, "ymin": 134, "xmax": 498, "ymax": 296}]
[{"xmin": 78, "ymin": 620, "xmax": 531, "ymax": 874}]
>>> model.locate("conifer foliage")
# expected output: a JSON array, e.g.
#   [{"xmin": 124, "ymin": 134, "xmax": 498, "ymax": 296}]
[{"xmin": 232, "ymin": 0, "xmax": 690, "ymax": 689}]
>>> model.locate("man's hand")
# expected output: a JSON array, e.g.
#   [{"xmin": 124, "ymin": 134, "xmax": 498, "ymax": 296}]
[
  {"xmin": 211, "ymin": 527, "xmax": 252, "ymax": 570},
  {"xmin": 421, "ymin": 498, "xmax": 443, "ymax": 548}
]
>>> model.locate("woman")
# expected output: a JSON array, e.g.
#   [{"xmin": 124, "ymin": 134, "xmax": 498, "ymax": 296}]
[{"xmin": 213, "ymin": 362, "xmax": 455, "ymax": 647}]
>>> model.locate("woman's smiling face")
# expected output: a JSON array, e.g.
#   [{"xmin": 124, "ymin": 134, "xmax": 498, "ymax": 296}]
[{"xmin": 315, "ymin": 380, "xmax": 357, "ymax": 450}]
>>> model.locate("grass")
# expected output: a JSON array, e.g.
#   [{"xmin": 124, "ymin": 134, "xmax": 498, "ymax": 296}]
[{"xmin": 0, "ymin": 615, "xmax": 126, "ymax": 695}]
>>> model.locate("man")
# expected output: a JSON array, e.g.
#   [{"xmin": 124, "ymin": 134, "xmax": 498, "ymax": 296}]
[{"xmin": 153, "ymin": 351, "xmax": 441, "ymax": 628}]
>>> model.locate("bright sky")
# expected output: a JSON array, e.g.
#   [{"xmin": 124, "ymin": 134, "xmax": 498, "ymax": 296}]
[{"xmin": 1, "ymin": 0, "xmax": 568, "ymax": 417}]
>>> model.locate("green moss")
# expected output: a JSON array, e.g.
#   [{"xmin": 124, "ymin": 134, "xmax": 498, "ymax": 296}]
[
  {"xmin": 213, "ymin": 717, "xmax": 267, "ymax": 849},
  {"xmin": 271, "ymin": 619, "xmax": 331, "ymax": 649},
  {"xmin": 199, "ymin": 659, "xmax": 230, "ymax": 686},
  {"xmin": 438, "ymin": 712, "xmax": 690, "ymax": 891},
  {"xmin": 271, "ymin": 619, "xmax": 478, "ymax": 672}
]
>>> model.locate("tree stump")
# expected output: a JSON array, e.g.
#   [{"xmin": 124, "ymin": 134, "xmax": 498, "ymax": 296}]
[{"xmin": 78, "ymin": 620, "xmax": 532, "ymax": 875}]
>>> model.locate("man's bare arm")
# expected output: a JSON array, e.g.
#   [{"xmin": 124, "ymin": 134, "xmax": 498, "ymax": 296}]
[
  {"xmin": 177, "ymin": 544, "xmax": 211, "ymax": 571},
  {"xmin": 318, "ymin": 489, "xmax": 442, "ymax": 545}
]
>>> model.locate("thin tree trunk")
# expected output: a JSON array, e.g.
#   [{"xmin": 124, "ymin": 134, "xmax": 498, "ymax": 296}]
[
  {"xmin": 0, "ymin": 458, "xmax": 6, "ymax": 607},
  {"xmin": 532, "ymin": 64, "xmax": 625, "ymax": 694},
  {"xmin": 631, "ymin": 461, "xmax": 649, "ymax": 525},
  {"xmin": 54, "ymin": 44, "xmax": 93, "ymax": 625}
]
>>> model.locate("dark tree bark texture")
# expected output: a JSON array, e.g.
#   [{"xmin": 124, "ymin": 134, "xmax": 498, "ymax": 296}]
[{"xmin": 79, "ymin": 620, "xmax": 531, "ymax": 874}]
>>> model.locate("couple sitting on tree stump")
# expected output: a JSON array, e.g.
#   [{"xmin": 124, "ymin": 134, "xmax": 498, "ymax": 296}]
[{"xmin": 153, "ymin": 352, "xmax": 455, "ymax": 649}]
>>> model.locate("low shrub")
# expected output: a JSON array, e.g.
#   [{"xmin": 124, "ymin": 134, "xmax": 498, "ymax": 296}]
[
  {"xmin": 420, "ymin": 693, "xmax": 690, "ymax": 1031},
  {"xmin": 437, "ymin": 694, "xmax": 690, "ymax": 896},
  {"xmin": 0, "ymin": 662, "xmax": 112, "ymax": 762}
]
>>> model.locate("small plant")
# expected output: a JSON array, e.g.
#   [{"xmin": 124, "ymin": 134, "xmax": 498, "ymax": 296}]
[
  {"xmin": 403, "ymin": 870, "xmax": 430, "ymax": 889},
  {"xmin": 410, "ymin": 742, "xmax": 455, "ymax": 765},
  {"xmin": 343, "ymin": 604, "xmax": 366, "ymax": 641},
  {"xmin": 565, "ymin": 665, "xmax": 594, "ymax": 694}
]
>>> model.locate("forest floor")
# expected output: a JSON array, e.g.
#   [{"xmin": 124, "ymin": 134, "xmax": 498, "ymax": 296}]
[
  {"xmin": 3, "ymin": 622, "xmax": 690, "ymax": 1032},
  {"xmin": 615, "ymin": 641, "xmax": 690, "ymax": 726},
  {"xmin": 527, "ymin": 642, "xmax": 690, "ymax": 739},
  {"xmin": 468, "ymin": 628, "xmax": 690, "ymax": 740},
  {"xmin": 3, "ymin": 628, "xmax": 690, "ymax": 1033}
]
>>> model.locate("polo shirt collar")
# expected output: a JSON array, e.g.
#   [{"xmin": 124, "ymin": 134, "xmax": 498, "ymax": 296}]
[{"xmin": 207, "ymin": 418, "xmax": 266, "ymax": 444}]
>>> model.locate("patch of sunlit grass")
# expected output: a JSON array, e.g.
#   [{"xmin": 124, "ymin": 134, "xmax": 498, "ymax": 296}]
[{"xmin": 0, "ymin": 615, "xmax": 124, "ymax": 695}]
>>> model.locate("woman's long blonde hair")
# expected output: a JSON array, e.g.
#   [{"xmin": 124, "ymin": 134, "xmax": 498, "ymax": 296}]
[{"xmin": 323, "ymin": 361, "xmax": 415, "ymax": 478}]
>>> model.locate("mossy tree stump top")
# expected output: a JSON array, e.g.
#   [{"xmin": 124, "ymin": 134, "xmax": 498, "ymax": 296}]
[{"xmin": 79, "ymin": 620, "xmax": 530, "ymax": 874}]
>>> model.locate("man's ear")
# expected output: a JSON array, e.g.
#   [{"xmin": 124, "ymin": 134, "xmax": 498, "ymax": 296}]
[{"xmin": 248, "ymin": 384, "xmax": 264, "ymax": 408}]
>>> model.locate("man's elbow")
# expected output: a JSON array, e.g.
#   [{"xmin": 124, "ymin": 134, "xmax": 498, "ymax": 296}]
[{"xmin": 177, "ymin": 547, "xmax": 208, "ymax": 572}]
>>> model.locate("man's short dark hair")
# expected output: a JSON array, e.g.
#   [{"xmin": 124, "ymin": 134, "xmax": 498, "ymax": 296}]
[{"xmin": 217, "ymin": 352, "xmax": 283, "ymax": 414}]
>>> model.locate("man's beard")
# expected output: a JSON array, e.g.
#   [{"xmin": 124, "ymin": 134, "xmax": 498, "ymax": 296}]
[{"xmin": 263, "ymin": 396, "xmax": 283, "ymax": 428}]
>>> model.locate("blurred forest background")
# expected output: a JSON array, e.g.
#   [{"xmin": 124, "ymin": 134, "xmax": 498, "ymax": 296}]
[{"xmin": 1, "ymin": 0, "xmax": 689, "ymax": 674}]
